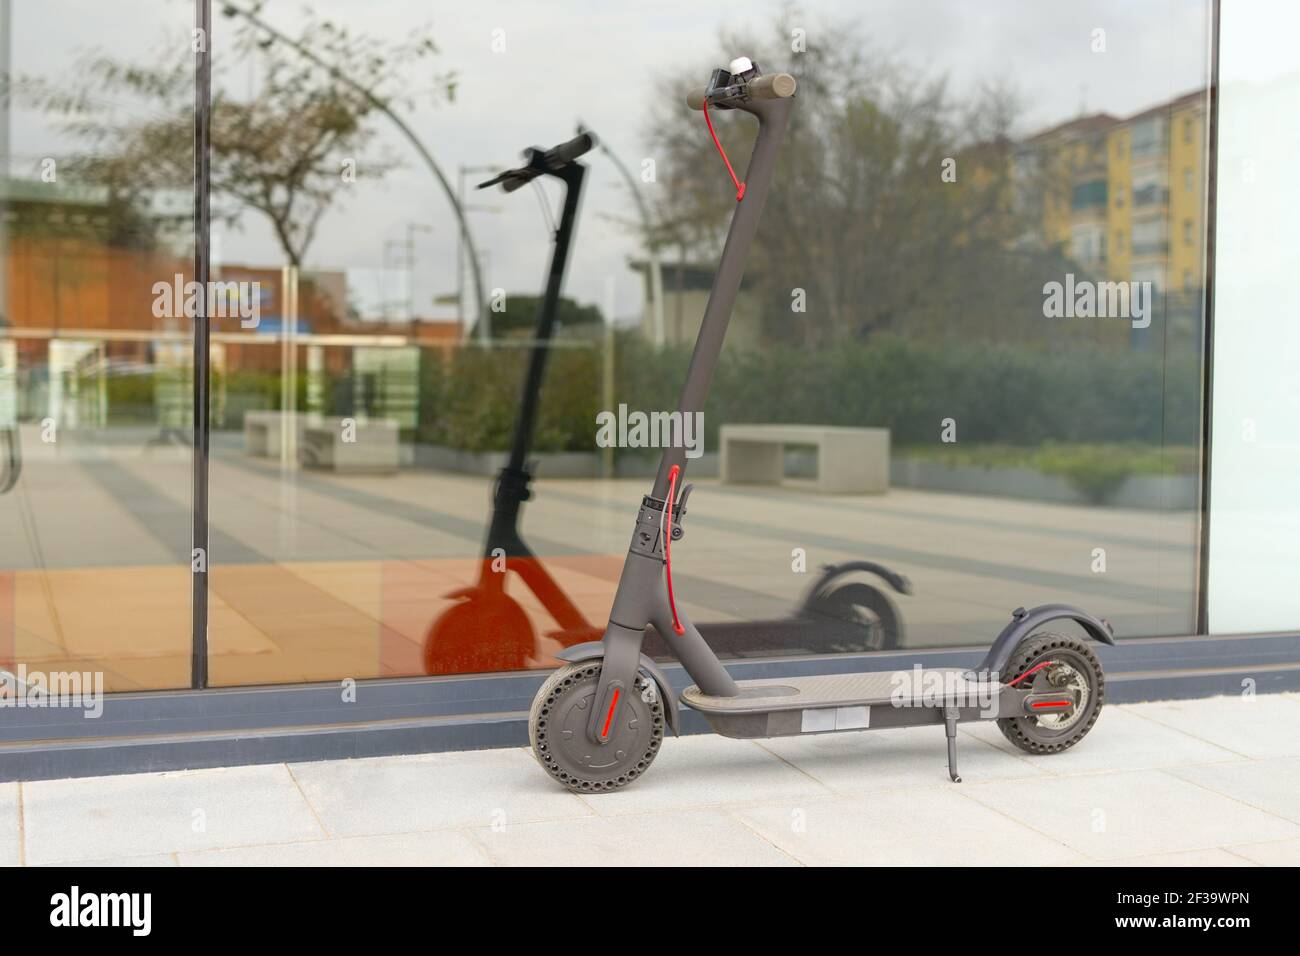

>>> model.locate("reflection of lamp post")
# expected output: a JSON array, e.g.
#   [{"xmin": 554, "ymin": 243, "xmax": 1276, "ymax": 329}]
[
  {"xmin": 218, "ymin": 2, "xmax": 487, "ymax": 341},
  {"xmin": 405, "ymin": 222, "xmax": 431, "ymax": 323},
  {"xmin": 381, "ymin": 238, "xmax": 403, "ymax": 322},
  {"xmin": 382, "ymin": 223, "xmax": 432, "ymax": 322},
  {"xmin": 457, "ymin": 165, "xmax": 501, "ymax": 345}
]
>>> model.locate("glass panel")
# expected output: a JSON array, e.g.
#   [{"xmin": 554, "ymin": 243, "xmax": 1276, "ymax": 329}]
[
  {"xmin": 205, "ymin": 1, "xmax": 1213, "ymax": 686},
  {"xmin": 0, "ymin": 0, "xmax": 194, "ymax": 691},
  {"xmin": 1206, "ymin": 0, "xmax": 1300, "ymax": 633}
]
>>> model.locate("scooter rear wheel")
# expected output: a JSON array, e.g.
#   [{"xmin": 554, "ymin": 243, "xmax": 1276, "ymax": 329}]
[
  {"xmin": 529, "ymin": 661, "xmax": 665, "ymax": 792},
  {"xmin": 997, "ymin": 632, "xmax": 1104, "ymax": 755},
  {"xmin": 803, "ymin": 581, "xmax": 904, "ymax": 651},
  {"xmin": 423, "ymin": 594, "xmax": 534, "ymax": 676}
]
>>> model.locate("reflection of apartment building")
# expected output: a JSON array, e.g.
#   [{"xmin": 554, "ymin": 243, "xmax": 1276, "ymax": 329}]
[
  {"xmin": 1017, "ymin": 91, "xmax": 1208, "ymax": 345},
  {"xmin": 1024, "ymin": 113, "xmax": 1119, "ymax": 275}
]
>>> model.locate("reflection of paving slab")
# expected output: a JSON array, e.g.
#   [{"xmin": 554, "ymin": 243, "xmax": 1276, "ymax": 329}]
[
  {"xmin": 1, "ymin": 565, "xmax": 278, "ymax": 693},
  {"xmin": 0, "ymin": 449, "xmax": 1200, "ymax": 688}
]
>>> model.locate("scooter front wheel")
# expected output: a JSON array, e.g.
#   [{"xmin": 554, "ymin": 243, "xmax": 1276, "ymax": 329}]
[{"xmin": 529, "ymin": 661, "xmax": 665, "ymax": 792}]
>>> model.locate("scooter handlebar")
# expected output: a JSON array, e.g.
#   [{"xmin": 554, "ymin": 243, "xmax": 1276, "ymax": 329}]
[
  {"xmin": 484, "ymin": 131, "xmax": 598, "ymax": 193},
  {"xmin": 687, "ymin": 72, "xmax": 796, "ymax": 110},
  {"xmin": 543, "ymin": 131, "xmax": 596, "ymax": 166}
]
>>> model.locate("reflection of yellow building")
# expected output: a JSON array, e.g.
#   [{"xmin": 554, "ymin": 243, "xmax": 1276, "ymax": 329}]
[
  {"xmin": 1166, "ymin": 93, "xmax": 1208, "ymax": 297},
  {"xmin": 1022, "ymin": 113, "xmax": 1119, "ymax": 274},
  {"xmin": 1020, "ymin": 90, "xmax": 1208, "ymax": 300}
]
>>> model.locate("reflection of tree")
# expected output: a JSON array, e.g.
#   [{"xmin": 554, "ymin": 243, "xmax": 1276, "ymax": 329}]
[
  {"xmin": 19, "ymin": 7, "xmax": 454, "ymax": 267},
  {"xmin": 647, "ymin": 14, "xmax": 1067, "ymax": 347}
]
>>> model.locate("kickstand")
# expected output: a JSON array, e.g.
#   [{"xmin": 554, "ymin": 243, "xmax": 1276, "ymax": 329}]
[{"xmin": 943, "ymin": 707, "xmax": 962, "ymax": 783}]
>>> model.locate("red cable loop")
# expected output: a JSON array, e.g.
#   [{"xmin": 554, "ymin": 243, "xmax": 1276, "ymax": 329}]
[
  {"xmin": 702, "ymin": 100, "xmax": 746, "ymax": 202},
  {"xmin": 1006, "ymin": 660, "xmax": 1057, "ymax": 687},
  {"xmin": 663, "ymin": 465, "xmax": 685, "ymax": 634}
]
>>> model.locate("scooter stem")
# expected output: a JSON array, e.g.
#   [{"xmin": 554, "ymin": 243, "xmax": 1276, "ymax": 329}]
[
  {"xmin": 650, "ymin": 94, "xmax": 795, "ymax": 500},
  {"xmin": 585, "ymin": 76, "xmax": 796, "ymax": 742}
]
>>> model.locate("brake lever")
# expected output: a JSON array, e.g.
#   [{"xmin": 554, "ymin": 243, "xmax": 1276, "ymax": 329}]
[{"xmin": 675, "ymin": 482, "xmax": 694, "ymax": 521}]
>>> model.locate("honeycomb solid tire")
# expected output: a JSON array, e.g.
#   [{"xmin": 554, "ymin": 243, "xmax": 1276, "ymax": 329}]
[{"xmin": 997, "ymin": 632, "xmax": 1104, "ymax": 755}]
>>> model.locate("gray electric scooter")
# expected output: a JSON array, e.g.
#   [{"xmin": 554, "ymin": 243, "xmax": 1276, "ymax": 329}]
[{"xmin": 528, "ymin": 59, "xmax": 1116, "ymax": 792}]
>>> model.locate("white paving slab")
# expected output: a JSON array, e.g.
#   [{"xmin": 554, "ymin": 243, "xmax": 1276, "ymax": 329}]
[
  {"xmin": 959, "ymin": 705, "xmax": 1243, "ymax": 775},
  {"xmin": 733, "ymin": 788, "xmax": 1085, "ymax": 866},
  {"xmin": 1168, "ymin": 757, "xmax": 1300, "ymax": 823},
  {"xmin": 757, "ymin": 725, "xmax": 1047, "ymax": 793},
  {"xmin": 287, "ymin": 748, "xmax": 591, "ymax": 837},
  {"xmin": 39, "ymin": 853, "xmax": 178, "ymax": 867},
  {"xmin": 22, "ymin": 765, "xmax": 324, "ymax": 865},
  {"xmin": 473, "ymin": 808, "xmax": 798, "ymax": 866},
  {"xmin": 1226, "ymin": 838, "xmax": 1300, "ymax": 866},
  {"xmin": 0, "ymin": 784, "xmax": 20, "ymax": 867},
  {"xmin": 1089, "ymin": 848, "xmax": 1258, "ymax": 867},
  {"xmin": 1124, "ymin": 694, "xmax": 1300, "ymax": 759},
  {"xmin": 179, "ymin": 830, "xmax": 488, "ymax": 867},
  {"xmin": 568, "ymin": 734, "xmax": 832, "ymax": 816},
  {"xmin": 960, "ymin": 769, "xmax": 1300, "ymax": 860}
]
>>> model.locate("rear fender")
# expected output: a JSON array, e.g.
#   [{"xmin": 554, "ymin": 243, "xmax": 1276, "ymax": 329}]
[
  {"xmin": 975, "ymin": 604, "xmax": 1115, "ymax": 679},
  {"xmin": 808, "ymin": 560, "xmax": 913, "ymax": 599}
]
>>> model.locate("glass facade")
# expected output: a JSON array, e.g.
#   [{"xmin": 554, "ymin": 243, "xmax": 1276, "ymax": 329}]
[
  {"xmin": 0, "ymin": 0, "xmax": 194, "ymax": 690},
  {"xmin": 0, "ymin": 0, "xmax": 1246, "ymax": 698}
]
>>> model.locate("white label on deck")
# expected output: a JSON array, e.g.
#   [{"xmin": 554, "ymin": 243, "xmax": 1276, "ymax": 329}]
[
  {"xmin": 835, "ymin": 706, "xmax": 871, "ymax": 730},
  {"xmin": 801, "ymin": 706, "xmax": 870, "ymax": 732}
]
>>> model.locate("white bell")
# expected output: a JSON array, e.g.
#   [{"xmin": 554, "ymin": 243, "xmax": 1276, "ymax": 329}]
[{"xmin": 728, "ymin": 56, "xmax": 754, "ymax": 76}]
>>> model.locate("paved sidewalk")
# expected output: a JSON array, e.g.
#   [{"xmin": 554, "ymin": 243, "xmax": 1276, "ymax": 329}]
[{"xmin": 8, "ymin": 692, "xmax": 1300, "ymax": 866}]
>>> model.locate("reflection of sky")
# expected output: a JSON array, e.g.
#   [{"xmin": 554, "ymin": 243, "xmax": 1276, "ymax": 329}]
[{"xmin": 7, "ymin": 0, "xmax": 1215, "ymax": 324}]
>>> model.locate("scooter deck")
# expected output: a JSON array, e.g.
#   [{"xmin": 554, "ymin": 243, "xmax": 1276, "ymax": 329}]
[{"xmin": 681, "ymin": 668, "xmax": 1003, "ymax": 739}]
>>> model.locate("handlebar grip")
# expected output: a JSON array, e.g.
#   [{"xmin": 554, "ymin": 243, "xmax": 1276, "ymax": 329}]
[
  {"xmin": 748, "ymin": 73, "xmax": 796, "ymax": 100},
  {"xmin": 686, "ymin": 73, "xmax": 796, "ymax": 110},
  {"xmin": 544, "ymin": 132, "xmax": 596, "ymax": 167}
]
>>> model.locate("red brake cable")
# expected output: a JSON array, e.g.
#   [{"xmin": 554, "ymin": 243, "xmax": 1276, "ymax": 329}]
[
  {"xmin": 702, "ymin": 100, "xmax": 746, "ymax": 202},
  {"xmin": 662, "ymin": 465, "xmax": 685, "ymax": 634},
  {"xmin": 1006, "ymin": 660, "xmax": 1057, "ymax": 687}
]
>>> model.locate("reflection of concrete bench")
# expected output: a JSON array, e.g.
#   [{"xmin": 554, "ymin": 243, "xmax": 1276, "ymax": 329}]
[
  {"xmin": 244, "ymin": 411, "xmax": 301, "ymax": 457},
  {"xmin": 720, "ymin": 424, "xmax": 889, "ymax": 493},
  {"xmin": 300, "ymin": 418, "xmax": 400, "ymax": 474}
]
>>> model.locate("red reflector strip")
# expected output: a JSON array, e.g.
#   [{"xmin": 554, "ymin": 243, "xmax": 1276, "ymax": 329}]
[
  {"xmin": 1030, "ymin": 699, "xmax": 1073, "ymax": 710},
  {"xmin": 600, "ymin": 688, "xmax": 621, "ymax": 738}
]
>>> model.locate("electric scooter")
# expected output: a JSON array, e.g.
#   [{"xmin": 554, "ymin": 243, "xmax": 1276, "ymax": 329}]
[
  {"xmin": 528, "ymin": 59, "xmax": 1115, "ymax": 790},
  {"xmin": 424, "ymin": 131, "xmax": 911, "ymax": 674}
]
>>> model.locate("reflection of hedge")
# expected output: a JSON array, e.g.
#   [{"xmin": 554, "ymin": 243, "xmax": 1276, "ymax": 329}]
[
  {"xmin": 700, "ymin": 337, "xmax": 1201, "ymax": 449},
  {"xmin": 105, "ymin": 373, "xmax": 157, "ymax": 424},
  {"xmin": 419, "ymin": 334, "xmax": 1202, "ymax": 455},
  {"xmin": 903, "ymin": 442, "xmax": 1198, "ymax": 502},
  {"xmin": 419, "ymin": 345, "xmax": 601, "ymax": 453}
]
